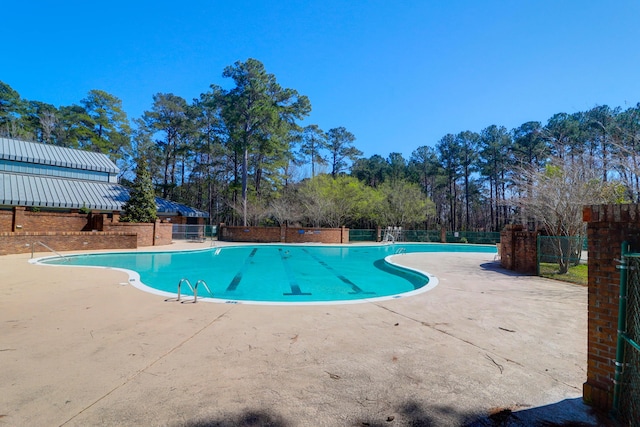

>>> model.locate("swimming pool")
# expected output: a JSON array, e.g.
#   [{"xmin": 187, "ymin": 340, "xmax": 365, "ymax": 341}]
[{"xmin": 36, "ymin": 243, "xmax": 496, "ymax": 305}]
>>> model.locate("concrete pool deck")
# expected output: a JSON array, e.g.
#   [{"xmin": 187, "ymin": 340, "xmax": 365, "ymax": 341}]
[{"xmin": 0, "ymin": 241, "xmax": 612, "ymax": 426}]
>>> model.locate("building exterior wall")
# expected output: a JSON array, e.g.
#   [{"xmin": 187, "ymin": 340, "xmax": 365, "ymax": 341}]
[
  {"xmin": 0, "ymin": 207, "xmax": 91, "ymax": 232},
  {"xmin": 165, "ymin": 215, "xmax": 206, "ymax": 225},
  {"xmin": 0, "ymin": 210, "xmax": 12, "ymax": 231},
  {"xmin": 23, "ymin": 209, "xmax": 91, "ymax": 232},
  {"xmin": 499, "ymin": 224, "xmax": 539, "ymax": 274},
  {"xmin": 219, "ymin": 225, "xmax": 349, "ymax": 244},
  {"xmin": 0, "ymin": 208, "xmax": 175, "ymax": 254},
  {"xmin": 582, "ymin": 204, "xmax": 640, "ymax": 411},
  {"xmin": 0, "ymin": 231, "xmax": 137, "ymax": 255}
]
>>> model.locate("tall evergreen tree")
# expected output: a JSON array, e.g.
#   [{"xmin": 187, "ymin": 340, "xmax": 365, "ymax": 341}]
[
  {"xmin": 220, "ymin": 58, "xmax": 310, "ymax": 225},
  {"xmin": 81, "ymin": 89, "xmax": 132, "ymax": 162},
  {"xmin": 326, "ymin": 126, "xmax": 362, "ymax": 177},
  {"xmin": 298, "ymin": 124, "xmax": 327, "ymax": 178},
  {"xmin": 121, "ymin": 160, "xmax": 158, "ymax": 223}
]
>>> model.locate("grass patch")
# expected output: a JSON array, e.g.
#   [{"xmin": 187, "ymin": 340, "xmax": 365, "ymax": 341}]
[{"xmin": 539, "ymin": 262, "xmax": 588, "ymax": 285}]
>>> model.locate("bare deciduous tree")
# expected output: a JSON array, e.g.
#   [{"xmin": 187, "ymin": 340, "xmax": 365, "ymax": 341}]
[{"xmin": 512, "ymin": 155, "xmax": 625, "ymax": 273}]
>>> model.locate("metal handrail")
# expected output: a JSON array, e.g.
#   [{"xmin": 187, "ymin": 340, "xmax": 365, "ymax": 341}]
[
  {"xmin": 194, "ymin": 279, "xmax": 214, "ymax": 301},
  {"xmin": 177, "ymin": 278, "xmax": 194, "ymax": 302},
  {"xmin": 395, "ymin": 247, "xmax": 406, "ymax": 255},
  {"xmin": 31, "ymin": 241, "xmax": 70, "ymax": 262},
  {"xmin": 177, "ymin": 278, "xmax": 213, "ymax": 303}
]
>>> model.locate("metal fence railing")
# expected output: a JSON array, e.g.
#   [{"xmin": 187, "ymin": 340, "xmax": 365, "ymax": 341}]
[
  {"xmin": 349, "ymin": 229, "xmax": 377, "ymax": 242},
  {"xmin": 348, "ymin": 229, "xmax": 500, "ymax": 245},
  {"xmin": 444, "ymin": 231, "xmax": 500, "ymax": 244},
  {"xmin": 172, "ymin": 224, "xmax": 217, "ymax": 241},
  {"xmin": 402, "ymin": 230, "xmax": 442, "ymax": 242},
  {"xmin": 536, "ymin": 236, "xmax": 584, "ymax": 275},
  {"xmin": 617, "ymin": 252, "xmax": 640, "ymax": 424}
]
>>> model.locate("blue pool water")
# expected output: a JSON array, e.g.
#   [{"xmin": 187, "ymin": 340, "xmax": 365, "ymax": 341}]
[{"xmin": 39, "ymin": 243, "xmax": 496, "ymax": 304}]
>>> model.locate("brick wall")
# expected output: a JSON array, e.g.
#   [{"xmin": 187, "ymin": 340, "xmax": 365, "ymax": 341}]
[
  {"xmin": 582, "ymin": 204, "xmax": 640, "ymax": 411},
  {"xmin": 103, "ymin": 221, "xmax": 172, "ymax": 247},
  {"xmin": 219, "ymin": 225, "xmax": 349, "ymax": 244},
  {"xmin": 0, "ymin": 210, "xmax": 12, "ymax": 231},
  {"xmin": 500, "ymin": 224, "xmax": 539, "ymax": 274},
  {"xmin": 0, "ymin": 207, "xmax": 176, "ymax": 254},
  {"xmin": 0, "ymin": 232, "xmax": 137, "ymax": 255},
  {"xmin": 0, "ymin": 207, "xmax": 91, "ymax": 232},
  {"xmin": 23, "ymin": 210, "xmax": 91, "ymax": 232},
  {"xmin": 155, "ymin": 222, "xmax": 173, "ymax": 246},
  {"xmin": 284, "ymin": 227, "xmax": 349, "ymax": 243},
  {"xmin": 219, "ymin": 226, "xmax": 282, "ymax": 243}
]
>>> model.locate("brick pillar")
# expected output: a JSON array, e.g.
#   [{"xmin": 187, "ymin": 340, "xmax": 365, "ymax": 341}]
[
  {"xmin": 582, "ymin": 204, "xmax": 640, "ymax": 411},
  {"xmin": 152, "ymin": 220, "xmax": 159, "ymax": 246},
  {"xmin": 91, "ymin": 212, "xmax": 103, "ymax": 231},
  {"xmin": 500, "ymin": 224, "xmax": 538, "ymax": 274},
  {"xmin": 218, "ymin": 223, "xmax": 226, "ymax": 241},
  {"xmin": 500, "ymin": 225, "xmax": 518, "ymax": 270},
  {"xmin": 440, "ymin": 226, "xmax": 446, "ymax": 243},
  {"xmin": 12, "ymin": 206, "xmax": 26, "ymax": 232},
  {"xmin": 341, "ymin": 226, "xmax": 349, "ymax": 243}
]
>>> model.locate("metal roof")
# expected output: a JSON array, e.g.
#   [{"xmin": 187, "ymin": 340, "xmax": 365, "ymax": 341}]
[
  {"xmin": 155, "ymin": 198, "xmax": 209, "ymax": 217},
  {"xmin": 0, "ymin": 173, "xmax": 209, "ymax": 217},
  {"xmin": 0, "ymin": 137, "xmax": 119, "ymax": 174}
]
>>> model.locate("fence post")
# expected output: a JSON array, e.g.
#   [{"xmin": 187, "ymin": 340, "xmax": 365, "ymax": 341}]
[{"xmin": 536, "ymin": 235, "xmax": 540, "ymax": 276}]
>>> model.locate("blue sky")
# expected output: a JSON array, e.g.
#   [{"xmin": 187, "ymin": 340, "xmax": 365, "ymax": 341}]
[{"xmin": 2, "ymin": 1, "xmax": 640, "ymax": 159}]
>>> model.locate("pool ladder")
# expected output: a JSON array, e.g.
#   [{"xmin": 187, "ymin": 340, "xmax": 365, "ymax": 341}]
[
  {"xmin": 176, "ymin": 278, "xmax": 214, "ymax": 303},
  {"xmin": 395, "ymin": 247, "xmax": 406, "ymax": 255}
]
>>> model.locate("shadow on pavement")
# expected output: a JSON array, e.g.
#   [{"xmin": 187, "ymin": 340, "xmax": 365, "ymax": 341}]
[
  {"xmin": 463, "ymin": 398, "xmax": 616, "ymax": 427},
  {"xmin": 176, "ymin": 398, "xmax": 615, "ymax": 427},
  {"xmin": 479, "ymin": 261, "xmax": 535, "ymax": 277}
]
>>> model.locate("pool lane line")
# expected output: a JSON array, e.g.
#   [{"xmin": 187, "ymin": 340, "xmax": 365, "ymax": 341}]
[
  {"xmin": 279, "ymin": 248, "xmax": 312, "ymax": 296},
  {"xmin": 225, "ymin": 248, "xmax": 258, "ymax": 292},
  {"xmin": 301, "ymin": 248, "xmax": 375, "ymax": 295}
]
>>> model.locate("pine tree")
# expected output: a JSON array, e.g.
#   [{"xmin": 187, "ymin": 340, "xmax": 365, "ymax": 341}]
[{"xmin": 120, "ymin": 159, "xmax": 157, "ymax": 223}]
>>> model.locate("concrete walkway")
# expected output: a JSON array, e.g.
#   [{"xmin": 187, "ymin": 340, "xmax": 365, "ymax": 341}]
[{"xmin": 0, "ymin": 242, "xmax": 610, "ymax": 426}]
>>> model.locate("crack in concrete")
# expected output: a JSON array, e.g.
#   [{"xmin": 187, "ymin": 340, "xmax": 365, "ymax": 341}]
[
  {"xmin": 373, "ymin": 303, "xmax": 580, "ymax": 391},
  {"xmin": 59, "ymin": 306, "xmax": 235, "ymax": 426}
]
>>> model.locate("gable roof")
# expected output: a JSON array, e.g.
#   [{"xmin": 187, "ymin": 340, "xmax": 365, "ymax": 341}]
[{"xmin": 0, "ymin": 137, "xmax": 119, "ymax": 174}]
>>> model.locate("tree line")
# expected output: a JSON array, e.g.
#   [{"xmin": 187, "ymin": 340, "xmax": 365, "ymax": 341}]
[{"xmin": 2, "ymin": 58, "xmax": 639, "ymax": 232}]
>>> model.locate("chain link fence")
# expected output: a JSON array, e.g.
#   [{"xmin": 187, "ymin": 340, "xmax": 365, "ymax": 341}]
[
  {"xmin": 348, "ymin": 229, "xmax": 500, "ymax": 245},
  {"xmin": 349, "ymin": 229, "xmax": 377, "ymax": 242},
  {"xmin": 620, "ymin": 255, "xmax": 640, "ymax": 424},
  {"xmin": 172, "ymin": 224, "xmax": 217, "ymax": 241},
  {"xmin": 444, "ymin": 231, "xmax": 500, "ymax": 244},
  {"xmin": 537, "ymin": 236, "xmax": 584, "ymax": 275}
]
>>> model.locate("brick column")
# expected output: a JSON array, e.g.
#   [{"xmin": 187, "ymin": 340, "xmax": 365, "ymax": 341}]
[
  {"xmin": 12, "ymin": 206, "xmax": 26, "ymax": 232},
  {"xmin": 582, "ymin": 204, "xmax": 640, "ymax": 410},
  {"xmin": 341, "ymin": 226, "xmax": 349, "ymax": 243},
  {"xmin": 500, "ymin": 224, "xmax": 538, "ymax": 274}
]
